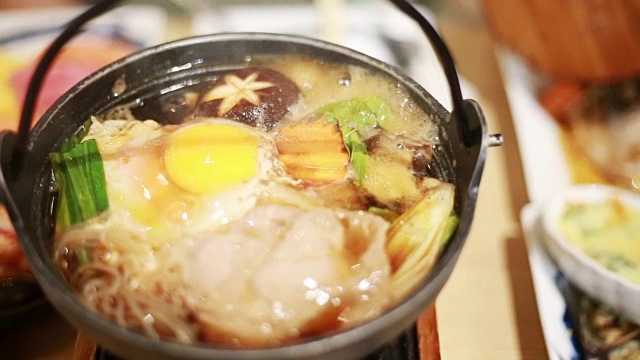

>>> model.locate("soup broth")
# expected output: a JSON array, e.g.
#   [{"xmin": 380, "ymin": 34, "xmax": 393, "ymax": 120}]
[{"xmin": 50, "ymin": 55, "xmax": 457, "ymax": 348}]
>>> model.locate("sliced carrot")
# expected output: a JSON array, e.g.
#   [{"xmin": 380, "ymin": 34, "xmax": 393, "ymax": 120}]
[{"xmin": 275, "ymin": 116, "xmax": 349, "ymax": 183}]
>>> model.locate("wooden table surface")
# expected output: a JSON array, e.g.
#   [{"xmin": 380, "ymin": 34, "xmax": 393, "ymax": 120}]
[
  {"xmin": 0, "ymin": 7, "xmax": 549, "ymax": 360},
  {"xmin": 435, "ymin": 12, "xmax": 548, "ymax": 360}
]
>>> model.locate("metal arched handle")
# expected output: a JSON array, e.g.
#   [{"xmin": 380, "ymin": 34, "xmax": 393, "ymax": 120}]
[
  {"xmin": 13, "ymin": 0, "xmax": 120, "ymax": 174},
  {"xmin": 387, "ymin": 0, "xmax": 471, "ymax": 145}
]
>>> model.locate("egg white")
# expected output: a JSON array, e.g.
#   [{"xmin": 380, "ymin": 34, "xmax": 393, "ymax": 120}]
[{"xmin": 88, "ymin": 117, "xmax": 289, "ymax": 245}]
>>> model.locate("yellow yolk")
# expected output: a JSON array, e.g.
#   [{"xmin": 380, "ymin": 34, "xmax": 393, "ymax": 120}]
[{"xmin": 164, "ymin": 123, "xmax": 259, "ymax": 194}]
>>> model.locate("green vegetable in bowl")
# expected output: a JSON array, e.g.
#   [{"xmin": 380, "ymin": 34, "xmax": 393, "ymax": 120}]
[
  {"xmin": 387, "ymin": 182, "xmax": 458, "ymax": 298},
  {"xmin": 317, "ymin": 96, "xmax": 389, "ymax": 184},
  {"xmin": 558, "ymin": 198, "xmax": 640, "ymax": 284},
  {"xmin": 49, "ymin": 120, "xmax": 109, "ymax": 230}
]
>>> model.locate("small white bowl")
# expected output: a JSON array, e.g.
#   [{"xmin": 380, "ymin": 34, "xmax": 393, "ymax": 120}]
[{"xmin": 541, "ymin": 184, "xmax": 640, "ymax": 324}]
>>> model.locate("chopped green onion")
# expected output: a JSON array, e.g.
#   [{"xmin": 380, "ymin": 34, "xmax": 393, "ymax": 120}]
[
  {"xmin": 76, "ymin": 247, "xmax": 90, "ymax": 265},
  {"xmin": 368, "ymin": 206, "xmax": 399, "ymax": 222},
  {"xmin": 317, "ymin": 96, "xmax": 389, "ymax": 132},
  {"xmin": 50, "ymin": 126, "xmax": 108, "ymax": 230},
  {"xmin": 339, "ymin": 126, "xmax": 368, "ymax": 184},
  {"xmin": 317, "ymin": 96, "xmax": 390, "ymax": 185}
]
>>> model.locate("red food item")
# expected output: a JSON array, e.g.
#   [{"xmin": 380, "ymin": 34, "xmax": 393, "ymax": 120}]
[
  {"xmin": 538, "ymin": 81, "xmax": 584, "ymax": 124},
  {"xmin": 0, "ymin": 206, "xmax": 30, "ymax": 278},
  {"xmin": 197, "ymin": 68, "xmax": 300, "ymax": 129},
  {"xmin": 10, "ymin": 37, "xmax": 136, "ymax": 125}
]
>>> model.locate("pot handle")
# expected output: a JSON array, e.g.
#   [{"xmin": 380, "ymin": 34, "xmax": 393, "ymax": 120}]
[
  {"xmin": 11, "ymin": 0, "xmax": 120, "ymax": 175},
  {"xmin": 387, "ymin": 0, "xmax": 472, "ymax": 146}
]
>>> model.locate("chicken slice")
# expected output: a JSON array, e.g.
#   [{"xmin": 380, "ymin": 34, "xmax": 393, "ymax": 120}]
[{"xmin": 183, "ymin": 204, "xmax": 392, "ymax": 347}]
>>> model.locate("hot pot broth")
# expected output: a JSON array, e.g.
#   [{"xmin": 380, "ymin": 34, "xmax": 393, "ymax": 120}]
[{"xmin": 49, "ymin": 55, "xmax": 457, "ymax": 348}]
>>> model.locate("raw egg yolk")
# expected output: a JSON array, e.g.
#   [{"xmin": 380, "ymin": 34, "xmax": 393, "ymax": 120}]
[{"xmin": 164, "ymin": 123, "xmax": 259, "ymax": 194}]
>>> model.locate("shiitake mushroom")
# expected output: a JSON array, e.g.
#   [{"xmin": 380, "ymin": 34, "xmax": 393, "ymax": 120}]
[{"xmin": 197, "ymin": 68, "xmax": 300, "ymax": 130}]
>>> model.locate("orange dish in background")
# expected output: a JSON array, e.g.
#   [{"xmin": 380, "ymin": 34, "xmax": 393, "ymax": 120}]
[
  {"xmin": 537, "ymin": 82, "xmax": 609, "ymax": 185},
  {"xmin": 538, "ymin": 79, "xmax": 640, "ymax": 191},
  {"xmin": 482, "ymin": 0, "xmax": 640, "ymax": 191},
  {"xmin": 0, "ymin": 35, "xmax": 137, "ymax": 280},
  {"xmin": 483, "ymin": 0, "xmax": 640, "ymax": 83}
]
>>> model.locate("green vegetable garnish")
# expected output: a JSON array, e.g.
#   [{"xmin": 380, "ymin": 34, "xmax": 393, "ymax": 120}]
[
  {"xmin": 440, "ymin": 214, "xmax": 459, "ymax": 247},
  {"xmin": 386, "ymin": 183, "xmax": 458, "ymax": 298},
  {"xmin": 76, "ymin": 247, "xmax": 91, "ymax": 265},
  {"xmin": 317, "ymin": 96, "xmax": 390, "ymax": 184},
  {"xmin": 342, "ymin": 128, "xmax": 369, "ymax": 184},
  {"xmin": 49, "ymin": 121, "xmax": 108, "ymax": 231},
  {"xmin": 368, "ymin": 206, "xmax": 400, "ymax": 222},
  {"xmin": 317, "ymin": 96, "xmax": 389, "ymax": 132}
]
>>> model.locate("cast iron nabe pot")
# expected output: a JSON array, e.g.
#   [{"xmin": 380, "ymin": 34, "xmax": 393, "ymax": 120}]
[{"xmin": 0, "ymin": 1, "xmax": 495, "ymax": 359}]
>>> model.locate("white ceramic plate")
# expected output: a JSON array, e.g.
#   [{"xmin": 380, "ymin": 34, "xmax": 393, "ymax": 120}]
[
  {"xmin": 520, "ymin": 204, "xmax": 580, "ymax": 360},
  {"xmin": 540, "ymin": 184, "xmax": 640, "ymax": 325}
]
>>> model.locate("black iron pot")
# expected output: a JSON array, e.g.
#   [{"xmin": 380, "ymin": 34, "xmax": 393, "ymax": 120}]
[{"xmin": 0, "ymin": 1, "xmax": 499, "ymax": 359}]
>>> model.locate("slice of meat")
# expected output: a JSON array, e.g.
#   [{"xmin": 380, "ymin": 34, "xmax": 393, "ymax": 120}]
[
  {"xmin": 197, "ymin": 68, "xmax": 300, "ymax": 130},
  {"xmin": 184, "ymin": 204, "xmax": 392, "ymax": 347}
]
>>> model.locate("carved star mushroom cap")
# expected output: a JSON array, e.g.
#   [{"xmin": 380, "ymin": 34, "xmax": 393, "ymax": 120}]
[
  {"xmin": 203, "ymin": 72, "xmax": 275, "ymax": 116},
  {"xmin": 197, "ymin": 68, "xmax": 301, "ymax": 130}
]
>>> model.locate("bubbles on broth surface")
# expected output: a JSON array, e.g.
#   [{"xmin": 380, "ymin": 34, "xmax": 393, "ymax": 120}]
[{"xmin": 50, "ymin": 55, "xmax": 455, "ymax": 348}]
